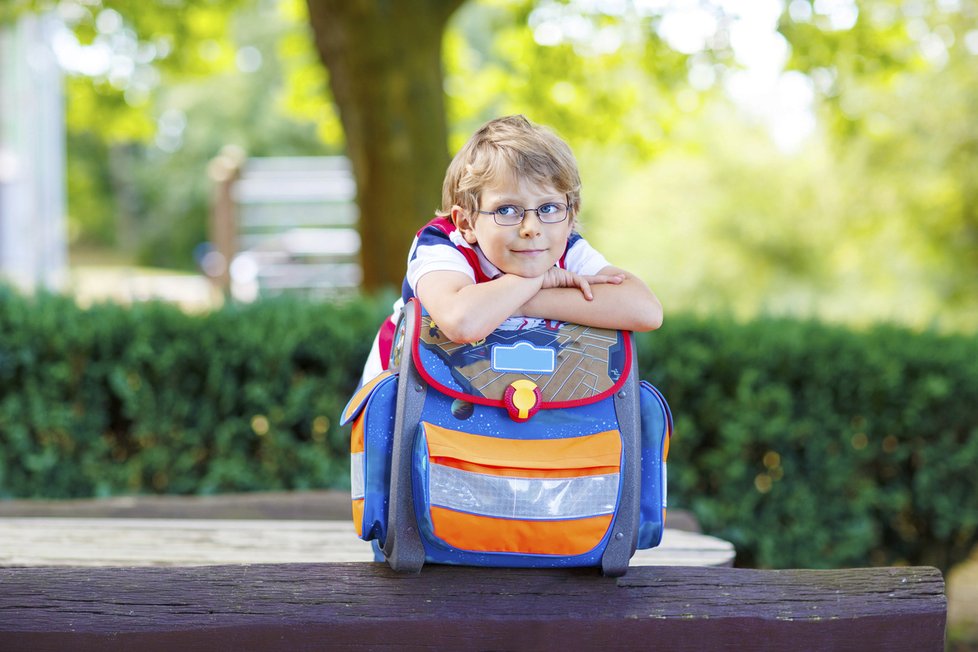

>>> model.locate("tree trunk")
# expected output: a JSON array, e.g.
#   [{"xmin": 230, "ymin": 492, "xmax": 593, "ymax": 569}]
[{"xmin": 305, "ymin": 0, "xmax": 466, "ymax": 291}]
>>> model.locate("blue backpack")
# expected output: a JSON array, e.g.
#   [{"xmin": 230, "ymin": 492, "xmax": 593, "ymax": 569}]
[{"xmin": 340, "ymin": 299, "xmax": 672, "ymax": 576}]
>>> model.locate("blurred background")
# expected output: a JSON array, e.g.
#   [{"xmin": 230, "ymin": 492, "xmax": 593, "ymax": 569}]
[
  {"xmin": 2, "ymin": 0, "xmax": 978, "ymax": 646},
  {"xmin": 2, "ymin": 0, "xmax": 976, "ymax": 330}
]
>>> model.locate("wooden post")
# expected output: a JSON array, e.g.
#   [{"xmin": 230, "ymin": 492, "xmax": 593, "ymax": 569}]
[
  {"xmin": 206, "ymin": 145, "xmax": 246, "ymax": 295},
  {"xmin": 0, "ymin": 564, "xmax": 946, "ymax": 651}
]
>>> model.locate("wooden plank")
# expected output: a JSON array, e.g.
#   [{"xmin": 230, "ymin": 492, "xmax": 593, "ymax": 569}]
[
  {"xmin": 0, "ymin": 519, "xmax": 734, "ymax": 568},
  {"xmin": 0, "ymin": 564, "xmax": 945, "ymax": 651},
  {"xmin": 238, "ymin": 202, "xmax": 358, "ymax": 228},
  {"xmin": 0, "ymin": 490, "xmax": 356, "ymax": 520},
  {"xmin": 0, "ymin": 491, "xmax": 703, "ymax": 533}
]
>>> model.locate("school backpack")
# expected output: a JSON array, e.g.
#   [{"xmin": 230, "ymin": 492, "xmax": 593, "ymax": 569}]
[{"xmin": 340, "ymin": 298, "xmax": 672, "ymax": 577}]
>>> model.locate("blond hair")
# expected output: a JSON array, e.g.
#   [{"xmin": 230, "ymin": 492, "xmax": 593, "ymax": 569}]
[{"xmin": 439, "ymin": 115, "xmax": 581, "ymax": 224}]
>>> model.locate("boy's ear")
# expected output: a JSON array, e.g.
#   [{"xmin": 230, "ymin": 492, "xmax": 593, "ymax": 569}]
[{"xmin": 452, "ymin": 206, "xmax": 479, "ymax": 244}]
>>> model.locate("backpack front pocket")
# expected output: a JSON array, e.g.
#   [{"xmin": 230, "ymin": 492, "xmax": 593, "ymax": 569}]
[{"xmin": 414, "ymin": 422, "xmax": 623, "ymax": 556}]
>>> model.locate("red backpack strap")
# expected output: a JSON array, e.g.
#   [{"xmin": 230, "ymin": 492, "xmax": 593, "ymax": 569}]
[{"xmin": 426, "ymin": 217, "xmax": 494, "ymax": 283}]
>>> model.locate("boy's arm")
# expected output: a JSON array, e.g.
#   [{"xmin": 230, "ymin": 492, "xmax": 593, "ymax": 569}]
[
  {"xmin": 417, "ymin": 268, "xmax": 622, "ymax": 342},
  {"xmin": 518, "ymin": 266, "xmax": 663, "ymax": 332},
  {"xmin": 416, "ymin": 270, "xmax": 545, "ymax": 343}
]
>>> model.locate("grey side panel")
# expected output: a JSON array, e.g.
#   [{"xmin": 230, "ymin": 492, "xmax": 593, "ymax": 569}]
[
  {"xmin": 601, "ymin": 337, "xmax": 641, "ymax": 577},
  {"xmin": 382, "ymin": 301, "xmax": 427, "ymax": 573}
]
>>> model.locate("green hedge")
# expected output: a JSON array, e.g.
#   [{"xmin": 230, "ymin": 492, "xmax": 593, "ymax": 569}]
[
  {"xmin": 0, "ymin": 285, "xmax": 390, "ymax": 498},
  {"xmin": 636, "ymin": 317, "xmax": 978, "ymax": 571},
  {"xmin": 1, "ymin": 285, "xmax": 977, "ymax": 572}
]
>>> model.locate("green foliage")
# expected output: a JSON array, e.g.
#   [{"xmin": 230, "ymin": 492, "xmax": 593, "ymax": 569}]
[
  {"xmin": 29, "ymin": 0, "xmax": 978, "ymax": 324},
  {"xmin": 0, "ymin": 285, "xmax": 391, "ymax": 497},
  {"xmin": 637, "ymin": 314, "xmax": 978, "ymax": 572},
  {"xmin": 441, "ymin": 1, "xmax": 978, "ymax": 330},
  {"xmin": 276, "ymin": 0, "xmax": 343, "ymax": 146},
  {"xmin": 53, "ymin": 0, "xmax": 335, "ymax": 266},
  {"xmin": 444, "ymin": 0, "xmax": 729, "ymax": 158},
  {"xmin": 65, "ymin": 131, "xmax": 118, "ymax": 247},
  {"xmin": 3, "ymin": 287, "xmax": 977, "ymax": 573},
  {"xmin": 18, "ymin": 0, "xmax": 251, "ymax": 141},
  {"xmin": 780, "ymin": 0, "xmax": 978, "ymax": 317},
  {"xmin": 586, "ymin": 115, "xmax": 842, "ymax": 325}
]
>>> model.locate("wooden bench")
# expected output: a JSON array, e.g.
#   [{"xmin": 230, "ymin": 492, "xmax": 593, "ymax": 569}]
[
  {"xmin": 0, "ymin": 497, "xmax": 947, "ymax": 649},
  {"xmin": 0, "ymin": 518, "xmax": 734, "ymax": 568},
  {"xmin": 0, "ymin": 562, "xmax": 946, "ymax": 651},
  {"xmin": 208, "ymin": 152, "xmax": 361, "ymax": 300}
]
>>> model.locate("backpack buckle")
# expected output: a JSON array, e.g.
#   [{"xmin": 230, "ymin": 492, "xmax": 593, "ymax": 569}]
[{"xmin": 504, "ymin": 379, "xmax": 541, "ymax": 422}]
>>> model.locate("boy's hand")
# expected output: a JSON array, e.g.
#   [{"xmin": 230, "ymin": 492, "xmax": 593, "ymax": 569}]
[{"xmin": 540, "ymin": 267, "xmax": 624, "ymax": 301}]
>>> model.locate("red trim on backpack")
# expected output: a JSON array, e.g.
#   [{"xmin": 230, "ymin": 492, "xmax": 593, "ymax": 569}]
[{"xmin": 408, "ymin": 299, "xmax": 631, "ymax": 410}]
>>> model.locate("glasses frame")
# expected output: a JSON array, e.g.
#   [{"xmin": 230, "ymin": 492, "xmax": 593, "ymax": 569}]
[{"xmin": 478, "ymin": 202, "xmax": 570, "ymax": 227}]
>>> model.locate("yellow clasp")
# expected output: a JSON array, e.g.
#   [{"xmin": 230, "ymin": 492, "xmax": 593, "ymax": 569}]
[{"xmin": 505, "ymin": 379, "xmax": 540, "ymax": 422}]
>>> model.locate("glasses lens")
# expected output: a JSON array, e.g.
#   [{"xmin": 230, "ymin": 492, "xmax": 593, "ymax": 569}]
[
  {"xmin": 494, "ymin": 206, "xmax": 524, "ymax": 226},
  {"xmin": 538, "ymin": 203, "xmax": 567, "ymax": 223}
]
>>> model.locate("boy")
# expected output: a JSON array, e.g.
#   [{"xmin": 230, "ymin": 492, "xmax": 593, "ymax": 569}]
[{"xmin": 362, "ymin": 115, "xmax": 661, "ymax": 383}]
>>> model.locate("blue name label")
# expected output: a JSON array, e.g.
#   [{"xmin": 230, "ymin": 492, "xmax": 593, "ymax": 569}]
[{"xmin": 490, "ymin": 341, "xmax": 556, "ymax": 374}]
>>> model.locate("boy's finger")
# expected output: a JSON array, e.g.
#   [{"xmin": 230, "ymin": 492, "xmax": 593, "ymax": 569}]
[
  {"xmin": 584, "ymin": 274, "xmax": 624, "ymax": 285},
  {"xmin": 579, "ymin": 278, "xmax": 593, "ymax": 300}
]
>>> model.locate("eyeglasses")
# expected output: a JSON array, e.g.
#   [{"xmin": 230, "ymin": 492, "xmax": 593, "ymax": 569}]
[{"xmin": 478, "ymin": 202, "xmax": 569, "ymax": 227}]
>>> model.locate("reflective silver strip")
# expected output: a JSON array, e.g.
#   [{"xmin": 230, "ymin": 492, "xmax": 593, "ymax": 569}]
[
  {"xmin": 662, "ymin": 462, "xmax": 668, "ymax": 508},
  {"xmin": 351, "ymin": 452, "xmax": 365, "ymax": 500},
  {"xmin": 429, "ymin": 464, "xmax": 619, "ymax": 520}
]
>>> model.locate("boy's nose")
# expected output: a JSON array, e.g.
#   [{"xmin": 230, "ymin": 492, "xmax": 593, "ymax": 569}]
[{"xmin": 519, "ymin": 211, "xmax": 543, "ymax": 237}]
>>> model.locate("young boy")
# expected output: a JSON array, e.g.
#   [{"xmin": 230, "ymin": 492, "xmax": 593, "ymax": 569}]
[{"xmin": 361, "ymin": 115, "xmax": 662, "ymax": 383}]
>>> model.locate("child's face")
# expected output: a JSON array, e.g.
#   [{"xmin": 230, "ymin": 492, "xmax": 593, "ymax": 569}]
[{"xmin": 455, "ymin": 176, "xmax": 573, "ymax": 279}]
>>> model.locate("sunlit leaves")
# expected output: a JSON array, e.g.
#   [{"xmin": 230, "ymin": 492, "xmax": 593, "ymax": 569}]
[
  {"xmin": 16, "ymin": 0, "xmax": 249, "ymax": 142},
  {"xmin": 64, "ymin": 76, "xmax": 155, "ymax": 142},
  {"xmin": 276, "ymin": 0, "xmax": 343, "ymax": 146},
  {"xmin": 10, "ymin": 0, "xmax": 978, "ymax": 325},
  {"xmin": 32, "ymin": 0, "xmax": 336, "ymax": 264},
  {"xmin": 444, "ymin": 0, "xmax": 730, "ymax": 160},
  {"xmin": 779, "ymin": 0, "xmax": 978, "ymax": 322}
]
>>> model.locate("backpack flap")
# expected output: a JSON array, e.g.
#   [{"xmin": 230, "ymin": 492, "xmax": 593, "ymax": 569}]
[{"xmin": 410, "ymin": 306, "xmax": 632, "ymax": 422}]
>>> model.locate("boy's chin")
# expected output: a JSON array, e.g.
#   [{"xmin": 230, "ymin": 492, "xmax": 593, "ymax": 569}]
[
  {"xmin": 496, "ymin": 259, "xmax": 562, "ymax": 279},
  {"xmin": 499, "ymin": 268, "xmax": 550, "ymax": 280}
]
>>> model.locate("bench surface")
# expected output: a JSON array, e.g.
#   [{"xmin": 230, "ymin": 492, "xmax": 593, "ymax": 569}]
[
  {"xmin": 0, "ymin": 563, "xmax": 946, "ymax": 651},
  {"xmin": 0, "ymin": 518, "xmax": 734, "ymax": 567}
]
